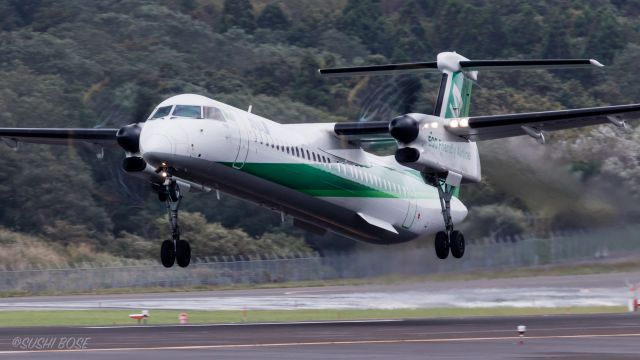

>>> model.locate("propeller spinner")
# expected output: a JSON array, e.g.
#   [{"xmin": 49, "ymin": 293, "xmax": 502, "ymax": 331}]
[{"xmin": 116, "ymin": 123, "xmax": 147, "ymax": 172}]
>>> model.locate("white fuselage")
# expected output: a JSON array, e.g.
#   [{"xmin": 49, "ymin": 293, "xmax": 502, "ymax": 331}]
[{"xmin": 138, "ymin": 94, "xmax": 468, "ymax": 244}]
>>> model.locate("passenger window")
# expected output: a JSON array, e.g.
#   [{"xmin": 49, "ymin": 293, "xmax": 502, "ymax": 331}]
[
  {"xmin": 312, "ymin": 153, "xmax": 317, "ymax": 162},
  {"xmin": 306, "ymin": 150, "xmax": 310, "ymax": 160},
  {"xmin": 173, "ymin": 105, "xmax": 202, "ymax": 118},
  {"xmin": 150, "ymin": 106, "xmax": 173, "ymax": 119},
  {"xmin": 204, "ymin": 106, "xmax": 226, "ymax": 121}
]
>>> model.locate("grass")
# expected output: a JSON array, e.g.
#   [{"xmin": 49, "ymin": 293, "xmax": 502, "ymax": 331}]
[
  {"xmin": 0, "ymin": 306, "xmax": 627, "ymax": 327},
  {"xmin": 2, "ymin": 257, "xmax": 640, "ymax": 298}
]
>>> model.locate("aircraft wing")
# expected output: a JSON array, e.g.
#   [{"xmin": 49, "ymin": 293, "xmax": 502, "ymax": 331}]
[
  {"xmin": 333, "ymin": 121, "xmax": 395, "ymax": 143},
  {"xmin": 334, "ymin": 104, "xmax": 640, "ymax": 143},
  {"xmin": 0, "ymin": 128, "xmax": 119, "ymax": 147},
  {"xmin": 445, "ymin": 104, "xmax": 640, "ymax": 141}
]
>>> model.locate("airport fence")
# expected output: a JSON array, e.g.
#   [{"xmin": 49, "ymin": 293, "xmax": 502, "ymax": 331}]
[{"xmin": 1, "ymin": 224, "xmax": 639, "ymax": 294}]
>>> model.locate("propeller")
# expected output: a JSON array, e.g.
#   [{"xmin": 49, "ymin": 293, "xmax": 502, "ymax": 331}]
[
  {"xmin": 389, "ymin": 114, "xmax": 419, "ymax": 143},
  {"xmin": 116, "ymin": 123, "xmax": 147, "ymax": 172},
  {"xmin": 389, "ymin": 114, "xmax": 422, "ymax": 164},
  {"xmin": 116, "ymin": 123, "xmax": 142, "ymax": 153}
]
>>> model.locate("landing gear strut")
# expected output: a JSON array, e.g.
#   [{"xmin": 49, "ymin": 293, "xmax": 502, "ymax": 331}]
[
  {"xmin": 424, "ymin": 172, "xmax": 465, "ymax": 260},
  {"xmin": 158, "ymin": 179, "xmax": 191, "ymax": 268}
]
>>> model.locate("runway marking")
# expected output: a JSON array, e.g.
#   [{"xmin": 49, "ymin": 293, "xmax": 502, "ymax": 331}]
[{"xmin": 3, "ymin": 332, "xmax": 640, "ymax": 354}]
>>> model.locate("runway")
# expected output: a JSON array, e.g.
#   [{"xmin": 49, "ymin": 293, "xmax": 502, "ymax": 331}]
[{"xmin": 1, "ymin": 313, "xmax": 639, "ymax": 359}]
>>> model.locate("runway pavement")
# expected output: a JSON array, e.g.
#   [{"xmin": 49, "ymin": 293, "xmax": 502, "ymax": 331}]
[{"xmin": 0, "ymin": 313, "xmax": 639, "ymax": 359}]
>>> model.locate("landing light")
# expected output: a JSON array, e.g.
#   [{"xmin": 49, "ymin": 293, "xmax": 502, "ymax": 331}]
[
  {"xmin": 431, "ymin": 122, "xmax": 439, "ymax": 129},
  {"xmin": 448, "ymin": 118, "xmax": 469, "ymax": 128},
  {"xmin": 161, "ymin": 171, "xmax": 168, "ymax": 178}
]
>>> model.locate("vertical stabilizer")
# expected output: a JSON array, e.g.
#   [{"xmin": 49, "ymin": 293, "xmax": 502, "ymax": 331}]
[{"xmin": 433, "ymin": 52, "xmax": 475, "ymax": 119}]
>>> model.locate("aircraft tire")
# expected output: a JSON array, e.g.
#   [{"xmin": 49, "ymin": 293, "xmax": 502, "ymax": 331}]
[
  {"xmin": 434, "ymin": 231, "xmax": 449, "ymax": 259},
  {"xmin": 168, "ymin": 182, "xmax": 180, "ymax": 202},
  {"xmin": 176, "ymin": 240, "xmax": 191, "ymax": 268},
  {"xmin": 450, "ymin": 230, "xmax": 465, "ymax": 259},
  {"xmin": 161, "ymin": 239, "xmax": 175, "ymax": 268},
  {"xmin": 158, "ymin": 190, "xmax": 168, "ymax": 202}
]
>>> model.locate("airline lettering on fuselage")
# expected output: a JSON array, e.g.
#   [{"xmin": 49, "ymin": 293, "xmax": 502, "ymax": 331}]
[{"xmin": 426, "ymin": 135, "xmax": 471, "ymax": 161}]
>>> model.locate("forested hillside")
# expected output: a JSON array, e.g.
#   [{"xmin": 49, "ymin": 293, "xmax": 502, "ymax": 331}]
[{"xmin": 1, "ymin": 0, "xmax": 639, "ymax": 267}]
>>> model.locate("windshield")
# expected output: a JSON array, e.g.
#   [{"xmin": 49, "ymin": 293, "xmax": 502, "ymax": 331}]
[
  {"xmin": 204, "ymin": 106, "xmax": 226, "ymax": 121},
  {"xmin": 172, "ymin": 105, "xmax": 202, "ymax": 118},
  {"xmin": 150, "ymin": 106, "xmax": 172, "ymax": 119}
]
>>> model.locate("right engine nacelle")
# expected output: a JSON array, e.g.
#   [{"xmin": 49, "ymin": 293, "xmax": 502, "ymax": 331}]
[{"xmin": 390, "ymin": 113, "xmax": 481, "ymax": 183}]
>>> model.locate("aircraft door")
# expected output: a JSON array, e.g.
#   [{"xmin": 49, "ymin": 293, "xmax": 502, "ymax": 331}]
[
  {"xmin": 401, "ymin": 198, "xmax": 418, "ymax": 230},
  {"xmin": 232, "ymin": 111, "xmax": 250, "ymax": 169}
]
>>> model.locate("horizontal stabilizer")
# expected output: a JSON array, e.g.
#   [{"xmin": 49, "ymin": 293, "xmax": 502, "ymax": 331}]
[
  {"xmin": 357, "ymin": 212, "xmax": 398, "ymax": 234},
  {"xmin": 319, "ymin": 51, "xmax": 603, "ymax": 77},
  {"xmin": 458, "ymin": 59, "xmax": 603, "ymax": 71},
  {"xmin": 319, "ymin": 62, "xmax": 438, "ymax": 77}
]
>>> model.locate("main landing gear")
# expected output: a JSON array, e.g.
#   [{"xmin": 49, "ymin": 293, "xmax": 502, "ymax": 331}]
[
  {"xmin": 425, "ymin": 173, "xmax": 465, "ymax": 260},
  {"xmin": 156, "ymin": 179, "xmax": 191, "ymax": 268}
]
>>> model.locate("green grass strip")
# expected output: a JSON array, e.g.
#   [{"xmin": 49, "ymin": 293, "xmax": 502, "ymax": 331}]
[{"xmin": 0, "ymin": 306, "xmax": 626, "ymax": 327}]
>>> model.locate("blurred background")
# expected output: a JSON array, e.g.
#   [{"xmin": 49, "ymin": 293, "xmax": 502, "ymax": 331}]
[{"xmin": 1, "ymin": 0, "xmax": 640, "ymax": 290}]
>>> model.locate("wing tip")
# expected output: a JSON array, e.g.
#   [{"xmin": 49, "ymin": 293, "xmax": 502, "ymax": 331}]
[{"xmin": 590, "ymin": 59, "xmax": 605, "ymax": 67}]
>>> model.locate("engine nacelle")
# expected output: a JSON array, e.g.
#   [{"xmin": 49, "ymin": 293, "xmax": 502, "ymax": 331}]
[{"xmin": 390, "ymin": 113, "xmax": 481, "ymax": 182}]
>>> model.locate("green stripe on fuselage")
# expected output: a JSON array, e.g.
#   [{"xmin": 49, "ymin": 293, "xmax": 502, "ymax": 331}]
[{"xmin": 219, "ymin": 162, "xmax": 435, "ymax": 199}]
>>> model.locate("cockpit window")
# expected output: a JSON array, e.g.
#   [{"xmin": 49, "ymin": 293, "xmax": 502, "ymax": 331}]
[
  {"xmin": 204, "ymin": 106, "xmax": 226, "ymax": 121},
  {"xmin": 172, "ymin": 105, "xmax": 202, "ymax": 118},
  {"xmin": 150, "ymin": 106, "xmax": 172, "ymax": 119}
]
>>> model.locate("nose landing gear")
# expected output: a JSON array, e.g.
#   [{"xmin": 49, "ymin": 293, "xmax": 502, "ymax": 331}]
[{"xmin": 157, "ymin": 178, "xmax": 191, "ymax": 268}]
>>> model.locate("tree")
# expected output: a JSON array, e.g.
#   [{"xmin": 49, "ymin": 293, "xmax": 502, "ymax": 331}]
[
  {"xmin": 337, "ymin": 0, "xmax": 388, "ymax": 54},
  {"xmin": 542, "ymin": 12, "xmax": 573, "ymax": 59},
  {"xmin": 387, "ymin": 0, "xmax": 430, "ymax": 61},
  {"xmin": 219, "ymin": 0, "xmax": 255, "ymax": 33},
  {"xmin": 583, "ymin": 9, "xmax": 626, "ymax": 64},
  {"xmin": 292, "ymin": 53, "xmax": 330, "ymax": 108},
  {"xmin": 257, "ymin": 4, "xmax": 290, "ymax": 31}
]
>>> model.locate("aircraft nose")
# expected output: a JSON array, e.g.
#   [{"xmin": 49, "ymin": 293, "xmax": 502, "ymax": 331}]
[{"xmin": 140, "ymin": 133, "xmax": 174, "ymax": 167}]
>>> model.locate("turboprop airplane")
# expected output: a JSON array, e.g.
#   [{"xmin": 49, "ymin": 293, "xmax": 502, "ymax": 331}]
[{"xmin": 1, "ymin": 52, "xmax": 639, "ymax": 268}]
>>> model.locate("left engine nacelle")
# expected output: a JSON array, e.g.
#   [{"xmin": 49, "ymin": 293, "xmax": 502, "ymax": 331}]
[{"xmin": 390, "ymin": 113, "xmax": 481, "ymax": 182}]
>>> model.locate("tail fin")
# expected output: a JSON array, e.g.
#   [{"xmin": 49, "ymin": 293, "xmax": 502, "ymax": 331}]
[
  {"xmin": 434, "ymin": 70, "xmax": 473, "ymax": 118},
  {"xmin": 432, "ymin": 52, "xmax": 477, "ymax": 119},
  {"xmin": 319, "ymin": 52, "xmax": 603, "ymax": 118}
]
